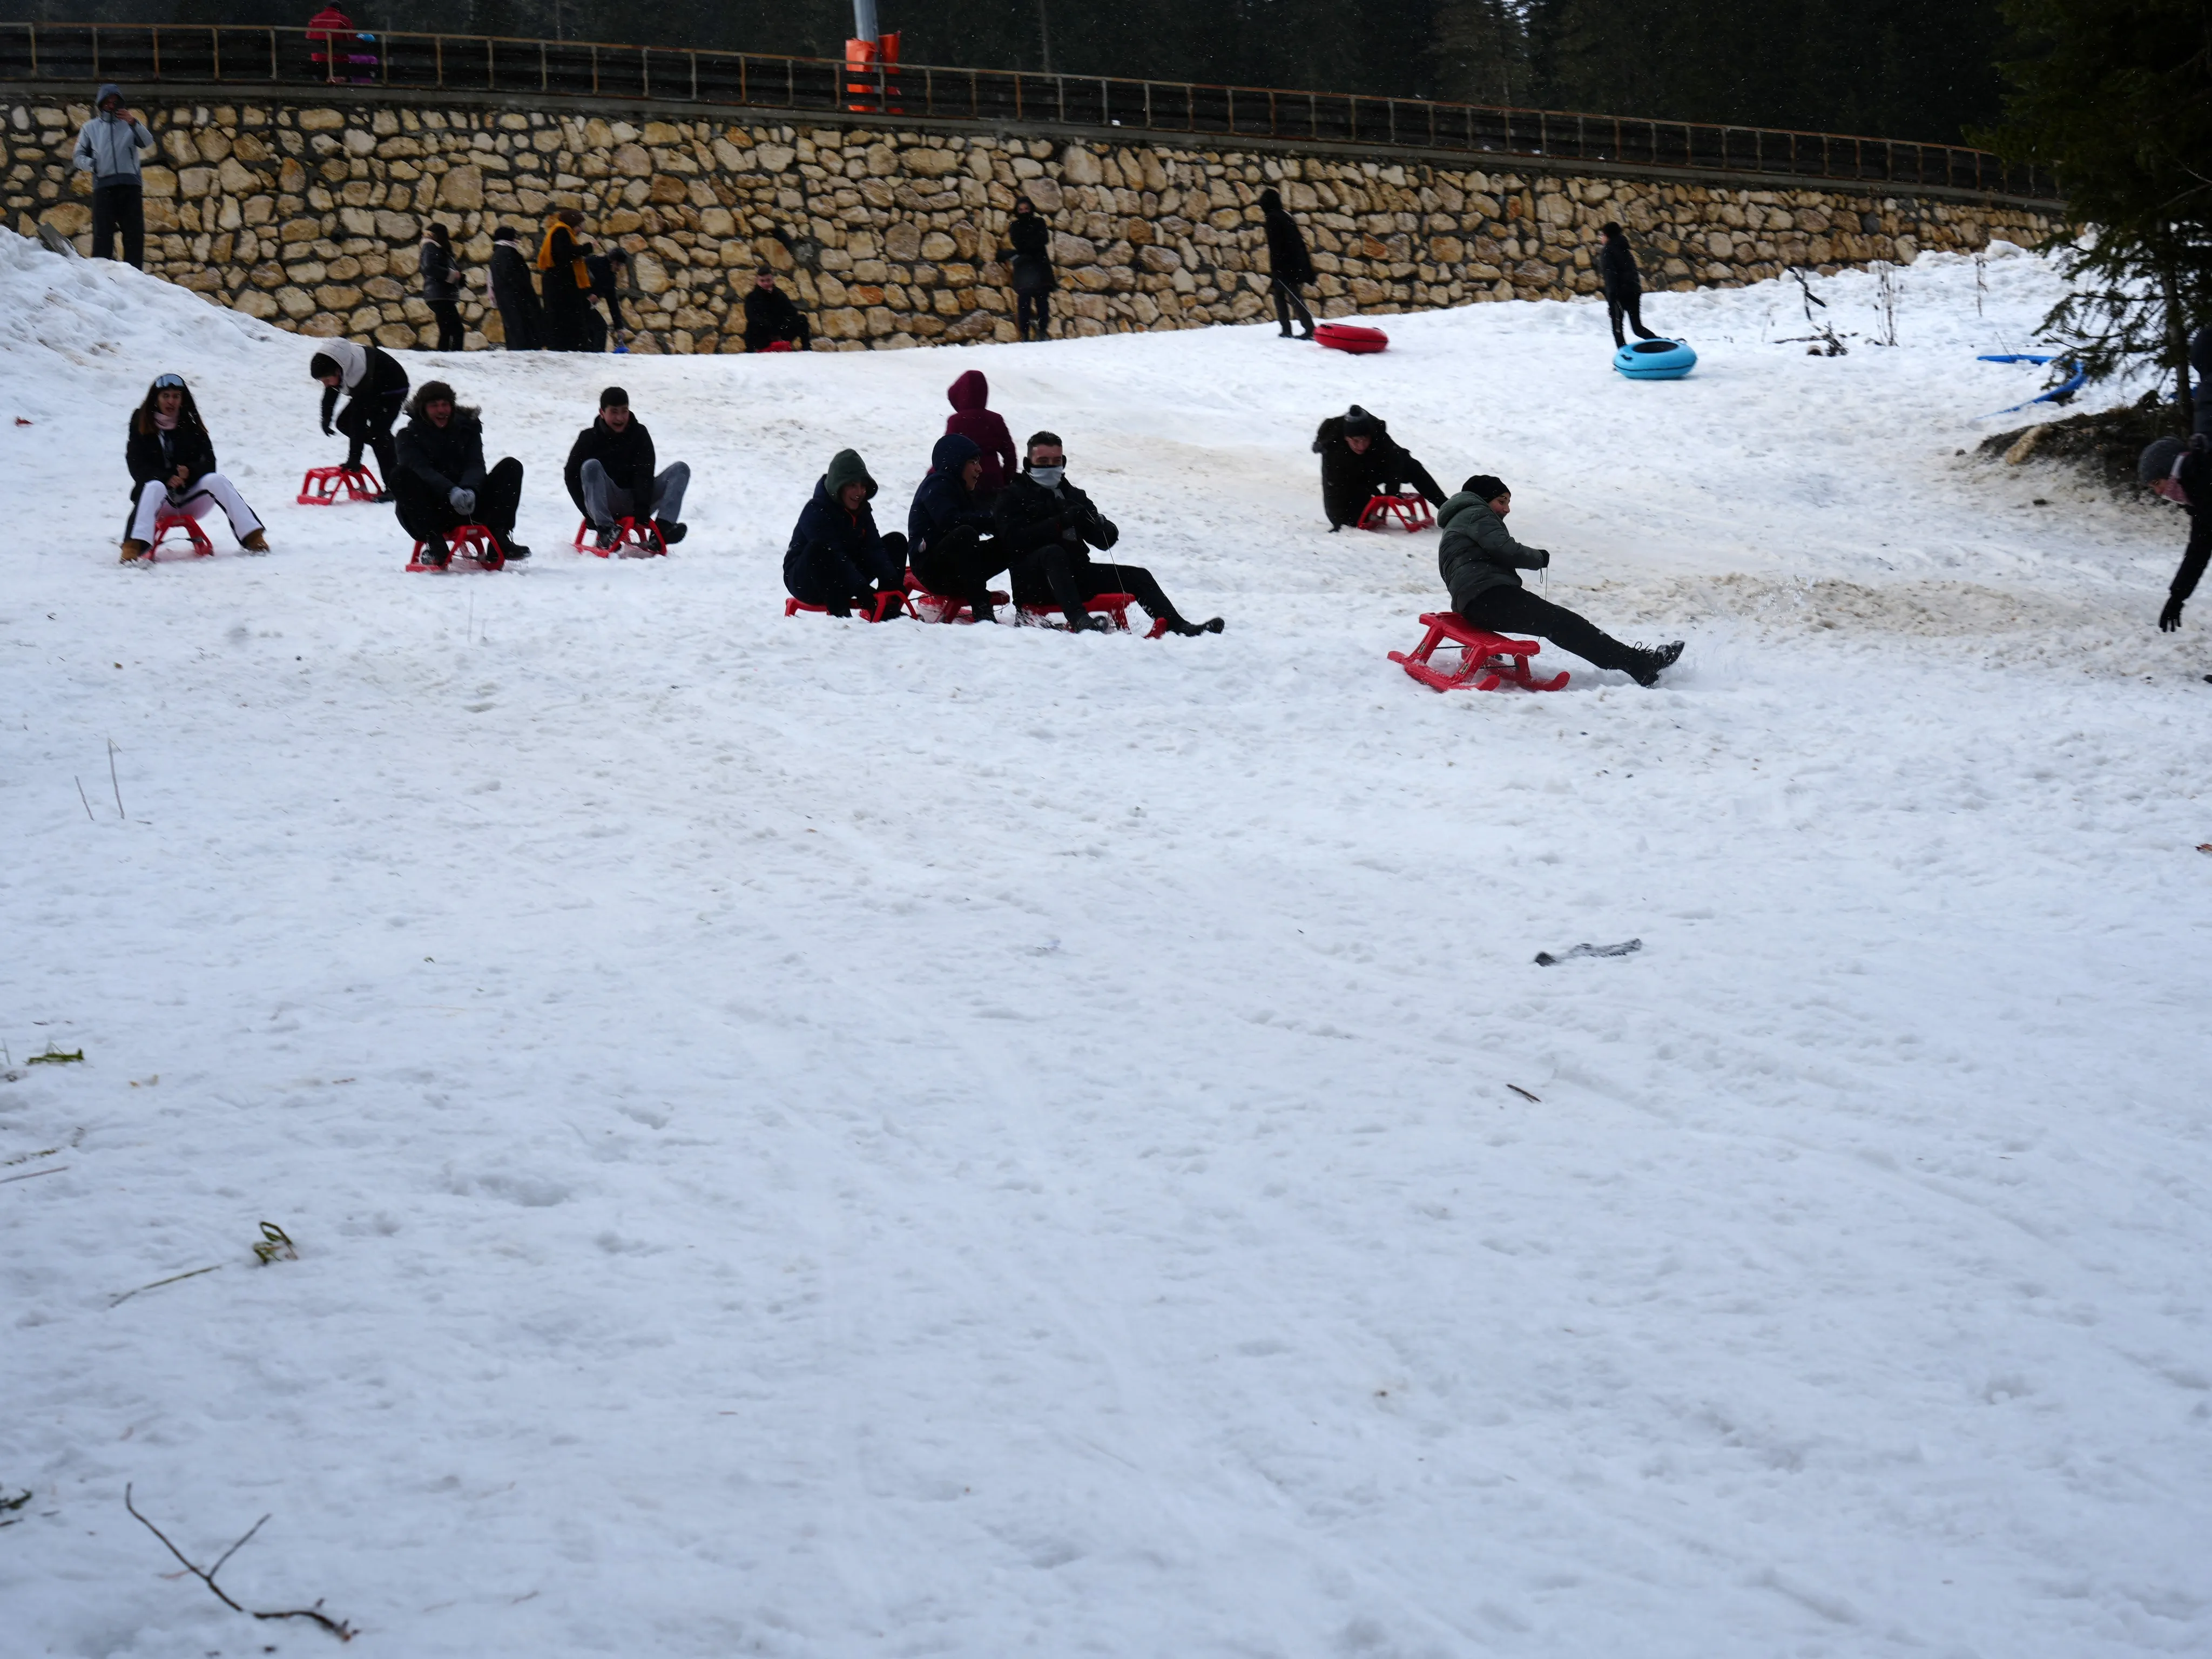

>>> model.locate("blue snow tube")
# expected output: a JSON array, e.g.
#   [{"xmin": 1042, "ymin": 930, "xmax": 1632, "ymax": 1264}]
[{"xmin": 1614, "ymin": 338, "xmax": 1697, "ymax": 380}]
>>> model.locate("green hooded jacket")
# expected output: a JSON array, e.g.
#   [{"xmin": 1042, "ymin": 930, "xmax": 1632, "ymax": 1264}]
[{"xmin": 1437, "ymin": 490, "xmax": 1549, "ymax": 609}]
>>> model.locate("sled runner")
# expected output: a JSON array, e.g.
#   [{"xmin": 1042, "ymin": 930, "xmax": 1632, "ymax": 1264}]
[
  {"xmin": 1017, "ymin": 592, "xmax": 1138, "ymax": 633},
  {"xmin": 1316, "ymin": 322, "xmax": 1390, "ymax": 355},
  {"xmin": 147, "ymin": 508, "xmax": 214, "ymax": 561},
  {"xmin": 406, "ymin": 523, "xmax": 504, "ymax": 572},
  {"xmin": 785, "ymin": 591, "xmax": 909, "ymax": 622},
  {"xmin": 1389, "ymin": 612, "xmax": 1568, "ymax": 692},
  {"xmin": 1358, "ymin": 493, "xmax": 1434, "ymax": 532},
  {"xmin": 571, "ymin": 516, "xmax": 665, "ymax": 558},
  {"xmin": 903, "ymin": 571, "xmax": 1009, "ymax": 624},
  {"xmin": 296, "ymin": 463, "xmax": 382, "ymax": 505}
]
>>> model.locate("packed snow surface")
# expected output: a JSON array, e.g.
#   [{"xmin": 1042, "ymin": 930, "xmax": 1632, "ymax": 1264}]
[{"xmin": 3, "ymin": 233, "xmax": 2209, "ymax": 1658}]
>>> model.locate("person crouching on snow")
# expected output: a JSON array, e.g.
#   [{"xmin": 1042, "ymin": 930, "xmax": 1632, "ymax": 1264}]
[
  {"xmin": 2139, "ymin": 435, "xmax": 2210, "ymax": 635},
  {"xmin": 1312, "ymin": 404, "xmax": 1445, "ymax": 532},
  {"xmin": 392, "ymin": 381, "xmax": 529, "ymax": 567},
  {"xmin": 309, "ymin": 337, "xmax": 408, "ymax": 494},
  {"xmin": 119, "ymin": 373, "xmax": 268, "ymax": 562},
  {"xmin": 995, "ymin": 432, "xmax": 1223, "ymax": 635},
  {"xmin": 563, "ymin": 386, "xmax": 689, "ymax": 554},
  {"xmin": 783, "ymin": 449, "xmax": 907, "ymax": 617},
  {"xmin": 1438, "ymin": 474, "xmax": 1681, "ymax": 685}
]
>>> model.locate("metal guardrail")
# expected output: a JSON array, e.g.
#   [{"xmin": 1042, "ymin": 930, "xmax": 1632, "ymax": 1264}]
[{"xmin": 0, "ymin": 22, "xmax": 2059, "ymax": 204}]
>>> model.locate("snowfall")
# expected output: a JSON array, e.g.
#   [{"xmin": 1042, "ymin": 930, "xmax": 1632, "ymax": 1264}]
[{"xmin": 2, "ymin": 226, "xmax": 2208, "ymax": 1659}]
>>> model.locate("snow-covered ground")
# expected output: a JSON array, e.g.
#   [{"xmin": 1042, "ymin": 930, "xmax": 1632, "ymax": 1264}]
[{"xmin": 4, "ymin": 233, "xmax": 2209, "ymax": 1659}]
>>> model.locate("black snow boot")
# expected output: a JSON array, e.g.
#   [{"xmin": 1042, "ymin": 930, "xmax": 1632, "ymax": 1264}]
[{"xmin": 1629, "ymin": 640, "xmax": 1684, "ymax": 686}]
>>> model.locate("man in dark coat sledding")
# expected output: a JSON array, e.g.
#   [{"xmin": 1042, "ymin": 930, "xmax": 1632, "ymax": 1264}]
[
  {"xmin": 1259, "ymin": 187, "xmax": 1316, "ymax": 340},
  {"xmin": 744, "ymin": 273, "xmax": 812, "ymax": 352},
  {"xmin": 1312, "ymin": 405, "xmax": 1446, "ymax": 531},
  {"xmin": 994, "ymin": 432, "xmax": 1223, "ymax": 636},
  {"xmin": 392, "ymin": 380, "xmax": 529, "ymax": 566},
  {"xmin": 908, "ymin": 433, "xmax": 1011, "ymax": 622},
  {"xmin": 784, "ymin": 449, "xmax": 906, "ymax": 615}
]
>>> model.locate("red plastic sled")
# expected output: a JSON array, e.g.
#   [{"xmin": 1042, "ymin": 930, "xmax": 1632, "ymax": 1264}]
[
  {"xmin": 406, "ymin": 523, "xmax": 505, "ymax": 572},
  {"xmin": 572, "ymin": 516, "xmax": 665, "ymax": 558},
  {"xmin": 758, "ymin": 340, "xmax": 795, "ymax": 353},
  {"xmin": 1358, "ymin": 493, "xmax": 1434, "ymax": 532},
  {"xmin": 904, "ymin": 570, "xmax": 1009, "ymax": 623},
  {"xmin": 785, "ymin": 591, "xmax": 908, "ymax": 622},
  {"xmin": 147, "ymin": 508, "xmax": 214, "ymax": 561},
  {"xmin": 1017, "ymin": 591, "xmax": 1138, "ymax": 633},
  {"xmin": 297, "ymin": 463, "xmax": 381, "ymax": 505},
  {"xmin": 1317, "ymin": 322, "xmax": 1390, "ymax": 355},
  {"xmin": 1390, "ymin": 612, "xmax": 1568, "ymax": 692}
]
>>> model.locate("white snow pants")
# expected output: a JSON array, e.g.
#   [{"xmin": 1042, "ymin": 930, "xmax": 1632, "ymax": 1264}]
[{"xmin": 126, "ymin": 473, "xmax": 264, "ymax": 544}]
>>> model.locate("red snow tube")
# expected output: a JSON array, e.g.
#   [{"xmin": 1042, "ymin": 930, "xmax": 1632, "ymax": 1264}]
[{"xmin": 1316, "ymin": 322, "xmax": 1390, "ymax": 355}]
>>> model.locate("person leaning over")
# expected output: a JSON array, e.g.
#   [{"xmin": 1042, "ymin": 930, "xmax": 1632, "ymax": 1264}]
[
  {"xmin": 72, "ymin": 85, "xmax": 155, "ymax": 268},
  {"xmin": 119, "ymin": 373, "xmax": 268, "ymax": 562},
  {"xmin": 1311, "ymin": 404, "xmax": 1445, "ymax": 531},
  {"xmin": 487, "ymin": 225, "xmax": 544, "ymax": 352},
  {"xmin": 309, "ymin": 338, "xmax": 408, "ymax": 493},
  {"xmin": 1438, "ymin": 474, "xmax": 1680, "ymax": 685},
  {"xmin": 783, "ymin": 449, "xmax": 907, "ymax": 616},
  {"xmin": 563, "ymin": 386, "xmax": 690, "ymax": 553},
  {"xmin": 743, "ymin": 272, "xmax": 811, "ymax": 352},
  {"xmin": 1598, "ymin": 224, "xmax": 1660, "ymax": 349},
  {"xmin": 1005, "ymin": 198, "xmax": 1054, "ymax": 342},
  {"xmin": 538, "ymin": 209, "xmax": 596, "ymax": 353},
  {"xmin": 1259, "ymin": 187, "xmax": 1316, "ymax": 341},
  {"xmin": 2139, "ymin": 435, "xmax": 2211, "ymax": 636},
  {"xmin": 392, "ymin": 380, "xmax": 529, "ymax": 567},
  {"xmin": 419, "ymin": 222, "xmax": 465, "ymax": 352}
]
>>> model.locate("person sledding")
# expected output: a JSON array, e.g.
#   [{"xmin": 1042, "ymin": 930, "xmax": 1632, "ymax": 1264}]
[
  {"xmin": 392, "ymin": 380, "xmax": 529, "ymax": 567},
  {"xmin": 743, "ymin": 272, "xmax": 812, "ymax": 353},
  {"xmin": 119, "ymin": 373, "xmax": 268, "ymax": 562},
  {"xmin": 994, "ymin": 432, "xmax": 1223, "ymax": 636},
  {"xmin": 1312, "ymin": 404, "xmax": 1445, "ymax": 531},
  {"xmin": 908, "ymin": 433, "xmax": 1011, "ymax": 621},
  {"xmin": 309, "ymin": 338, "xmax": 408, "ymax": 496},
  {"xmin": 945, "ymin": 368, "xmax": 1019, "ymax": 495},
  {"xmin": 2140, "ymin": 434, "xmax": 2210, "ymax": 638},
  {"xmin": 563, "ymin": 386, "xmax": 689, "ymax": 554},
  {"xmin": 1438, "ymin": 474, "xmax": 1680, "ymax": 685},
  {"xmin": 783, "ymin": 449, "xmax": 907, "ymax": 617}
]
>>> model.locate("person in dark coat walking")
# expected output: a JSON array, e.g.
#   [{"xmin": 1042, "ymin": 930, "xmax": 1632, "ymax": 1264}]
[
  {"xmin": 563, "ymin": 386, "xmax": 689, "ymax": 551},
  {"xmin": 1312, "ymin": 405, "xmax": 1446, "ymax": 531},
  {"xmin": 1006, "ymin": 198, "xmax": 1054, "ymax": 342},
  {"xmin": 945, "ymin": 369, "xmax": 1018, "ymax": 495},
  {"xmin": 1437, "ymin": 474, "xmax": 1680, "ymax": 684},
  {"xmin": 2140, "ymin": 436, "xmax": 2212, "ymax": 634},
  {"xmin": 392, "ymin": 380, "xmax": 529, "ymax": 565},
  {"xmin": 310, "ymin": 336, "xmax": 408, "ymax": 490},
  {"xmin": 419, "ymin": 222, "xmax": 464, "ymax": 352},
  {"xmin": 784, "ymin": 449, "xmax": 907, "ymax": 614},
  {"xmin": 1598, "ymin": 223, "xmax": 1660, "ymax": 348},
  {"xmin": 588, "ymin": 246, "xmax": 632, "ymax": 343},
  {"xmin": 1259, "ymin": 187, "xmax": 1316, "ymax": 340},
  {"xmin": 72, "ymin": 85, "xmax": 154, "ymax": 268},
  {"xmin": 995, "ymin": 432, "xmax": 1223, "ymax": 636},
  {"xmin": 743, "ymin": 272, "xmax": 812, "ymax": 352},
  {"xmin": 118, "ymin": 373, "xmax": 267, "ymax": 561},
  {"xmin": 908, "ymin": 433, "xmax": 1012, "ymax": 622},
  {"xmin": 487, "ymin": 225, "xmax": 543, "ymax": 352},
  {"xmin": 538, "ymin": 209, "xmax": 597, "ymax": 353}
]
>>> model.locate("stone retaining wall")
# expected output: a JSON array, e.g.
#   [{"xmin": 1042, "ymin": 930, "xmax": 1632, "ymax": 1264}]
[{"xmin": 5, "ymin": 94, "xmax": 2060, "ymax": 353}]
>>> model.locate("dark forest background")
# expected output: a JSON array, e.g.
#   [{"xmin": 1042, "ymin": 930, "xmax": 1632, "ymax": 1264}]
[{"xmin": 0, "ymin": 0, "xmax": 2015, "ymax": 144}]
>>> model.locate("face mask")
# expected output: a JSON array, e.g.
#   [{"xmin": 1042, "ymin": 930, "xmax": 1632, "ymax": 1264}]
[{"xmin": 1028, "ymin": 464, "xmax": 1064, "ymax": 489}]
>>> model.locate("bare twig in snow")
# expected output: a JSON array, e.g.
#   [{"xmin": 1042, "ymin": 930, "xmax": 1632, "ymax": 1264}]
[
  {"xmin": 124, "ymin": 1484, "xmax": 355, "ymax": 1641},
  {"xmin": 109, "ymin": 1263, "xmax": 222, "ymax": 1306},
  {"xmin": 76, "ymin": 775, "xmax": 95, "ymax": 820},
  {"xmin": 106, "ymin": 738, "xmax": 125, "ymax": 819},
  {"xmin": 1506, "ymin": 1084, "xmax": 1541, "ymax": 1103},
  {"xmin": 1, "ymin": 1165, "xmax": 68, "ymax": 1185}
]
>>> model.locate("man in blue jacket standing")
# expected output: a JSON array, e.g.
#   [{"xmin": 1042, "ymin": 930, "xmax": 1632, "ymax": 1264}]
[{"xmin": 73, "ymin": 85, "xmax": 155, "ymax": 268}]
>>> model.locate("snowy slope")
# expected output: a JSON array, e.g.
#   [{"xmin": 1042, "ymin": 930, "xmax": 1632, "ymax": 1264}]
[{"xmin": 3, "ymin": 233, "xmax": 2209, "ymax": 1659}]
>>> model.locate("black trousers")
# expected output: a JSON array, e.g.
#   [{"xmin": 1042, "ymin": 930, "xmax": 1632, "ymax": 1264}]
[
  {"xmin": 1016, "ymin": 292, "xmax": 1050, "ymax": 340},
  {"xmin": 1015, "ymin": 544, "xmax": 1183, "ymax": 625},
  {"xmin": 396, "ymin": 456, "xmax": 525, "ymax": 547},
  {"xmin": 788, "ymin": 531, "xmax": 908, "ymax": 612},
  {"xmin": 90, "ymin": 183, "xmax": 145, "ymax": 267},
  {"xmin": 337, "ymin": 386, "xmax": 407, "ymax": 482},
  {"xmin": 545, "ymin": 293, "xmax": 594, "ymax": 353},
  {"xmin": 1456, "ymin": 585, "xmax": 1641, "ymax": 675},
  {"xmin": 495, "ymin": 293, "xmax": 542, "ymax": 351},
  {"xmin": 1606, "ymin": 288, "xmax": 1658, "ymax": 348},
  {"xmin": 1272, "ymin": 275, "xmax": 1315, "ymax": 336},
  {"xmin": 429, "ymin": 299, "xmax": 464, "ymax": 352},
  {"xmin": 911, "ymin": 525, "xmax": 1010, "ymax": 619}
]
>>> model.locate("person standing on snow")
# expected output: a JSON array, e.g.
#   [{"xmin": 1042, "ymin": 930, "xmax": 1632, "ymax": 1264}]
[
  {"xmin": 995, "ymin": 432, "xmax": 1224, "ymax": 636},
  {"xmin": 1259, "ymin": 187, "xmax": 1317, "ymax": 341},
  {"xmin": 1438, "ymin": 474, "xmax": 1681, "ymax": 685},
  {"xmin": 72, "ymin": 85, "xmax": 155, "ymax": 268},
  {"xmin": 309, "ymin": 338, "xmax": 409, "ymax": 493},
  {"xmin": 487, "ymin": 225, "xmax": 544, "ymax": 352},
  {"xmin": 908, "ymin": 433, "xmax": 1013, "ymax": 622},
  {"xmin": 563, "ymin": 386, "xmax": 690, "ymax": 552},
  {"xmin": 1599, "ymin": 223, "xmax": 1660, "ymax": 349},
  {"xmin": 2139, "ymin": 435, "xmax": 2211, "ymax": 636},
  {"xmin": 944, "ymin": 369, "xmax": 1019, "ymax": 495},
  {"xmin": 783, "ymin": 449, "xmax": 908, "ymax": 616},
  {"xmin": 392, "ymin": 381, "xmax": 529, "ymax": 567},
  {"xmin": 1005, "ymin": 198, "xmax": 1054, "ymax": 342},
  {"xmin": 538, "ymin": 208, "xmax": 597, "ymax": 353},
  {"xmin": 1311, "ymin": 404, "xmax": 1446, "ymax": 531},
  {"xmin": 419, "ymin": 222, "xmax": 465, "ymax": 352},
  {"xmin": 118, "ymin": 373, "xmax": 268, "ymax": 562},
  {"xmin": 743, "ymin": 272, "xmax": 812, "ymax": 352}
]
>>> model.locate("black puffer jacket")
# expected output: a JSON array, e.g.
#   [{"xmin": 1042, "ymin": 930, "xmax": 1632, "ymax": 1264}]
[
  {"xmin": 995, "ymin": 470, "xmax": 1119, "ymax": 602},
  {"xmin": 1007, "ymin": 211, "xmax": 1055, "ymax": 295},
  {"xmin": 1598, "ymin": 233, "xmax": 1641, "ymax": 298},
  {"xmin": 126, "ymin": 416, "xmax": 216, "ymax": 490},
  {"xmin": 563, "ymin": 415, "xmax": 656, "ymax": 514},
  {"xmin": 1311, "ymin": 412, "xmax": 1445, "ymax": 529},
  {"xmin": 394, "ymin": 407, "xmax": 489, "ymax": 517},
  {"xmin": 1264, "ymin": 201, "xmax": 1314, "ymax": 285}
]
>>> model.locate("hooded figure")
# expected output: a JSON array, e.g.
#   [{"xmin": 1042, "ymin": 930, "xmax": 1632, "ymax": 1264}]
[
  {"xmin": 309, "ymin": 337, "xmax": 409, "ymax": 487},
  {"xmin": 1259, "ymin": 187, "xmax": 1316, "ymax": 340},
  {"xmin": 1311, "ymin": 405, "xmax": 1445, "ymax": 530},
  {"xmin": 2138, "ymin": 434, "xmax": 2212, "ymax": 633},
  {"xmin": 488, "ymin": 226, "xmax": 544, "ymax": 352},
  {"xmin": 908, "ymin": 433, "xmax": 1010, "ymax": 622},
  {"xmin": 72, "ymin": 85, "xmax": 154, "ymax": 267},
  {"xmin": 1005, "ymin": 199, "xmax": 1055, "ymax": 342},
  {"xmin": 784, "ymin": 449, "xmax": 907, "ymax": 614},
  {"xmin": 945, "ymin": 370, "xmax": 1019, "ymax": 495}
]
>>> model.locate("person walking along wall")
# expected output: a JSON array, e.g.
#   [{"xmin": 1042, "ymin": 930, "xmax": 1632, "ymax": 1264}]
[
  {"xmin": 1006, "ymin": 198, "xmax": 1055, "ymax": 342},
  {"xmin": 1260, "ymin": 188, "xmax": 1316, "ymax": 340},
  {"xmin": 72, "ymin": 85, "xmax": 154, "ymax": 268},
  {"xmin": 419, "ymin": 222, "xmax": 464, "ymax": 352}
]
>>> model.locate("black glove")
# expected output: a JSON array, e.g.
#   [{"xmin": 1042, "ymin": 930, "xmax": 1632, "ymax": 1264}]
[
  {"xmin": 320, "ymin": 419, "xmax": 334, "ymax": 437},
  {"xmin": 2189, "ymin": 433, "xmax": 2209, "ymax": 455},
  {"xmin": 1532, "ymin": 549, "xmax": 1552, "ymax": 568},
  {"xmin": 2159, "ymin": 594, "xmax": 2184, "ymax": 632}
]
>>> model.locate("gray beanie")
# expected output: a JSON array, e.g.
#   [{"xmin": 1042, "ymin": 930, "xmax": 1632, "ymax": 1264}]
[{"xmin": 2138, "ymin": 436, "xmax": 2185, "ymax": 484}]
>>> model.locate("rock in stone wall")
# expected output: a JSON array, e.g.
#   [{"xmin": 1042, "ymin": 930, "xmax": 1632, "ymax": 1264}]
[{"xmin": 6, "ymin": 97, "xmax": 2059, "ymax": 354}]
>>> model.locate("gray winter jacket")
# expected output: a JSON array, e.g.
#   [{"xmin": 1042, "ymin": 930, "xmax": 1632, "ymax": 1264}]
[
  {"xmin": 72, "ymin": 88, "xmax": 154, "ymax": 187},
  {"xmin": 1437, "ymin": 490, "xmax": 1549, "ymax": 609}
]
